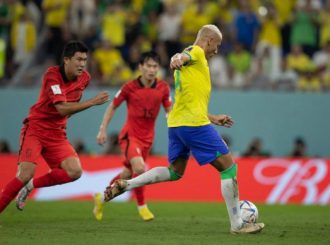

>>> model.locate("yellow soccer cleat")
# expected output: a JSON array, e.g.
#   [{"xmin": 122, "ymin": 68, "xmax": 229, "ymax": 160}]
[
  {"xmin": 138, "ymin": 206, "xmax": 155, "ymax": 221},
  {"xmin": 93, "ymin": 192, "xmax": 104, "ymax": 221}
]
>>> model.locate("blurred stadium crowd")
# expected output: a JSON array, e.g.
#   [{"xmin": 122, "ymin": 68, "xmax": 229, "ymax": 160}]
[{"xmin": 0, "ymin": 0, "xmax": 330, "ymax": 92}]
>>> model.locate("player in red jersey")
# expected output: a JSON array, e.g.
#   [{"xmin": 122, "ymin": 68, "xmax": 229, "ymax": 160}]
[
  {"xmin": 93, "ymin": 51, "xmax": 171, "ymax": 221},
  {"xmin": 0, "ymin": 41, "xmax": 109, "ymax": 214}
]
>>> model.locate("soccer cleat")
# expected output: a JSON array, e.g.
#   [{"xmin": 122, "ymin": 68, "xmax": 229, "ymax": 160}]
[
  {"xmin": 93, "ymin": 192, "xmax": 104, "ymax": 221},
  {"xmin": 104, "ymin": 179, "xmax": 127, "ymax": 202},
  {"xmin": 138, "ymin": 206, "xmax": 155, "ymax": 221},
  {"xmin": 230, "ymin": 222, "xmax": 265, "ymax": 235},
  {"xmin": 16, "ymin": 186, "xmax": 32, "ymax": 211}
]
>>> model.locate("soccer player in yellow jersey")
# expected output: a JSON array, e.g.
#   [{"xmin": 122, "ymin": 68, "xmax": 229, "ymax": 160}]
[{"xmin": 103, "ymin": 25, "xmax": 265, "ymax": 234}]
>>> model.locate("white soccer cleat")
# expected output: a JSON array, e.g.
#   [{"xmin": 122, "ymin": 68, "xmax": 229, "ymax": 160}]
[
  {"xmin": 104, "ymin": 179, "xmax": 127, "ymax": 202},
  {"xmin": 230, "ymin": 222, "xmax": 265, "ymax": 234},
  {"xmin": 16, "ymin": 186, "xmax": 32, "ymax": 211}
]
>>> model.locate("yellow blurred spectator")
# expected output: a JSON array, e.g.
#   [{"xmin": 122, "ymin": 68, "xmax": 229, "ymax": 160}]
[
  {"xmin": 102, "ymin": 3, "xmax": 126, "ymax": 47},
  {"xmin": 217, "ymin": 0, "xmax": 235, "ymax": 25},
  {"xmin": 10, "ymin": 10, "xmax": 36, "ymax": 66},
  {"xmin": 107, "ymin": 63, "xmax": 133, "ymax": 87},
  {"xmin": 42, "ymin": 0, "xmax": 70, "ymax": 63},
  {"xmin": 256, "ymin": 3, "xmax": 282, "ymax": 81},
  {"xmin": 131, "ymin": 0, "xmax": 145, "ymax": 13},
  {"xmin": 134, "ymin": 35, "xmax": 152, "ymax": 53},
  {"xmin": 180, "ymin": 1, "xmax": 213, "ymax": 45},
  {"xmin": 142, "ymin": 11, "xmax": 158, "ymax": 42},
  {"xmin": 42, "ymin": 0, "xmax": 70, "ymax": 28},
  {"xmin": 322, "ymin": 72, "xmax": 330, "ymax": 92},
  {"xmin": 273, "ymin": 0, "xmax": 297, "ymax": 25},
  {"xmin": 286, "ymin": 45, "xmax": 311, "ymax": 73},
  {"xmin": 319, "ymin": 0, "xmax": 330, "ymax": 47},
  {"xmin": 258, "ymin": 3, "xmax": 282, "ymax": 47},
  {"xmin": 93, "ymin": 40, "xmax": 125, "ymax": 83},
  {"xmin": 297, "ymin": 64, "xmax": 321, "ymax": 92}
]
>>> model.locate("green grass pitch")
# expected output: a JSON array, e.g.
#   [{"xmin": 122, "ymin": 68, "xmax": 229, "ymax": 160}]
[{"xmin": 1, "ymin": 201, "xmax": 329, "ymax": 245}]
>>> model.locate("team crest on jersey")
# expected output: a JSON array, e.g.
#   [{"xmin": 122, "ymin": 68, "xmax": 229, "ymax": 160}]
[{"xmin": 51, "ymin": 85, "xmax": 62, "ymax": 95}]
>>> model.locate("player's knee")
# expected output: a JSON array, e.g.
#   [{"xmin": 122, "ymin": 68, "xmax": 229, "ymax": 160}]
[
  {"xmin": 67, "ymin": 168, "xmax": 82, "ymax": 180},
  {"xmin": 17, "ymin": 163, "xmax": 35, "ymax": 183},
  {"xmin": 17, "ymin": 171, "xmax": 34, "ymax": 184},
  {"xmin": 134, "ymin": 166, "xmax": 146, "ymax": 175},
  {"xmin": 61, "ymin": 157, "xmax": 82, "ymax": 180}
]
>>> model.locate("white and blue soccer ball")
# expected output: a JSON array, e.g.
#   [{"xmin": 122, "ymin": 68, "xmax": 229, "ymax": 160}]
[{"xmin": 239, "ymin": 200, "xmax": 259, "ymax": 224}]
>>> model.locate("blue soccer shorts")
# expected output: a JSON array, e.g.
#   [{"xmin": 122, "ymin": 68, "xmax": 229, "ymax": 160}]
[{"xmin": 168, "ymin": 124, "xmax": 229, "ymax": 165}]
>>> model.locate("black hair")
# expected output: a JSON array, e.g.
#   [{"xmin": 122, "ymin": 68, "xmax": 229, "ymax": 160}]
[
  {"xmin": 295, "ymin": 137, "xmax": 306, "ymax": 146},
  {"xmin": 139, "ymin": 51, "xmax": 161, "ymax": 65},
  {"xmin": 62, "ymin": 40, "xmax": 88, "ymax": 59}
]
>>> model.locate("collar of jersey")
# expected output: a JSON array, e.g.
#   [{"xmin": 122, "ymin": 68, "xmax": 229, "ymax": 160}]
[
  {"xmin": 60, "ymin": 65, "xmax": 78, "ymax": 83},
  {"xmin": 137, "ymin": 76, "xmax": 157, "ymax": 88}
]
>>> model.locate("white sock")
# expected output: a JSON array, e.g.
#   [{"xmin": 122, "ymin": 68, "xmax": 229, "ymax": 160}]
[
  {"xmin": 26, "ymin": 179, "xmax": 34, "ymax": 191},
  {"xmin": 221, "ymin": 178, "xmax": 243, "ymax": 230},
  {"xmin": 126, "ymin": 167, "xmax": 170, "ymax": 191}
]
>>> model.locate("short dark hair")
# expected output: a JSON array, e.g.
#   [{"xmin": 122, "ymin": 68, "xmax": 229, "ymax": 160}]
[
  {"xmin": 139, "ymin": 51, "xmax": 161, "ymax": 65},
  {"xmin": 62, "ymin": 40, "xmax": 88, "ymax": 59},
  {"xmin": 295, "ymin": 137, "xmax": 306, "ymax": 146}
]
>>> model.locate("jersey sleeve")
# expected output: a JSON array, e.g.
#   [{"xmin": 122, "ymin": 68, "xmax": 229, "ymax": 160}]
[
  {"xmin": 112, "ymin": 83, "xmax": 129, "ymax": 108},
  {"xmin": 162, "ymin": 83, "xmax": 172, "ymax": 108},
  {"xmin": 45, "ymin": 74, "xmax": 67, "ymax": 104},
  {"xmin": 183, "ymin": 45, "xmax": 203, "ymax": 64}
]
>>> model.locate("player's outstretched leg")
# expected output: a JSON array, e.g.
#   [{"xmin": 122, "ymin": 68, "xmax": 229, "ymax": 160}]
[
  {"xmin": 104, "ymin": 166, "xmax": 181, "ymax": 202},
  {"xmin": 93, "ymin": 192, "xmax": 104, "ymax": 221}
]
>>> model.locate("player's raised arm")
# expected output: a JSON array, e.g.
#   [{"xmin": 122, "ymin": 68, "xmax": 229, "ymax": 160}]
[
  {"xmin": 97, "ymin": 102, "xmax": 116, "ymax": 145},
  {"xmin": 54, "ymin": 91, "xmax": 109, "ymax": 117},
  {"xmin": 170, "ymin": 52, "xmax": 190, "ymax": 70}
]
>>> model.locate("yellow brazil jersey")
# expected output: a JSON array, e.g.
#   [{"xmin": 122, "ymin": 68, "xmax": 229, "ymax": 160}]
[
  {"xmin": 168, "ymin": 45, "xmax": 211, "ymax": 127},
  {"xmin": 42, "ymin": 0, "xmax": 70, "ymax": 27}
]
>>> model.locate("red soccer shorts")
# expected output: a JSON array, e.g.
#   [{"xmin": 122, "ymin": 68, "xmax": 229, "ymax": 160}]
[
  {"xmin": 18, "ymin": 124, "xmax": 78, "ymax": 169},
  {"xmin": 119, "ymin": 137, "xmax": 150, "ymax": 169}
]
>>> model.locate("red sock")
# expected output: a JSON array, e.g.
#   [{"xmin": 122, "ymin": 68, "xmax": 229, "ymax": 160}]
[
  {"xmin": 109, "ymin": 174, "xmax": 121, "ymax": 186},
  {"xmin": 33, "ymin": 168, "xmax": 74, "ymax": 188},
  {"xmin": 0, "ymin": 177, "xmax": 24, "ymax": 213},
  {"xmin": 132, "ymin": 173, "xmax": 145, "ymax": 206}
]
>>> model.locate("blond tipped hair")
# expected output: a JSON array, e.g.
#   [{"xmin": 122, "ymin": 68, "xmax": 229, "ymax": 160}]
[{"xmin": 197, "ymin": 24, "xmax": 222, "ymax": 41}]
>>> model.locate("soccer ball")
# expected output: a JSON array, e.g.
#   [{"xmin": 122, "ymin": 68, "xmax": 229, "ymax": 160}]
[{"xmin": 239, "ymin": 200, "xmax": 258, "ymax": 223}]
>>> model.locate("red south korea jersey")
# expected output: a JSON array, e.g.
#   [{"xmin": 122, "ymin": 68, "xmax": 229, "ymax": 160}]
[
  {"xmin": 24, "ymin": 66, "xmax": 90, "ymax": 131},
  {"xmin": 113, "ymin": 78, "xmax": 172, "ymax": 147}
]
